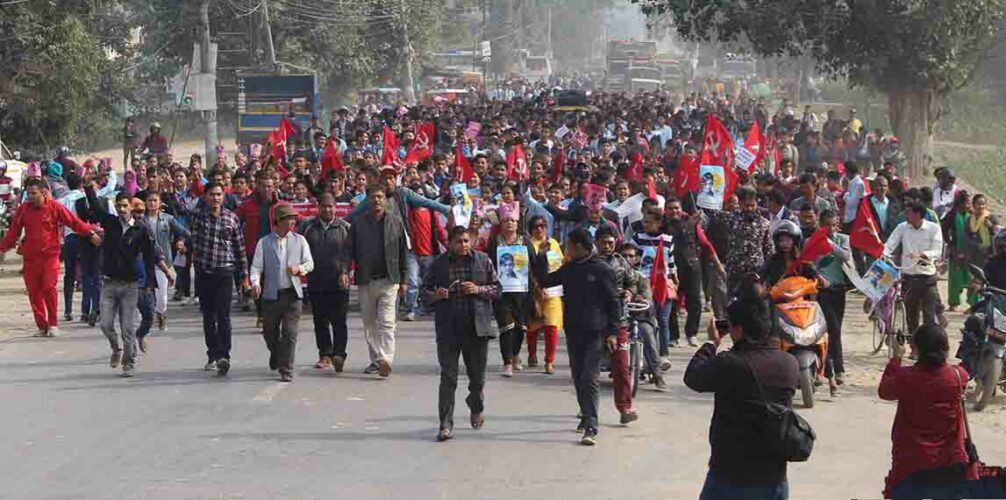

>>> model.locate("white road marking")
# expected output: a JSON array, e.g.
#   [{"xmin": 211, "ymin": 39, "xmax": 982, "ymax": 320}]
[{"xmin": 252, "ymin": 383, "xmax": 288, "ymax": 402}]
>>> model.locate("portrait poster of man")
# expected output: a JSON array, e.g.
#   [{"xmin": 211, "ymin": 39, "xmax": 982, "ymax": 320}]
[
  {"xmin": 695, "ymin": 164, "xmax": 726, "ymax": 210},
  {"xmin": 497, "ymin": 245, "xmax": 529, "ymax": 293}
]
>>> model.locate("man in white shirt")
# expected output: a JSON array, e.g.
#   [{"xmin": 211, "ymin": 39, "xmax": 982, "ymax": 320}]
[
  {"xmin": 932, "ymin": 168, "xmax": 959, "ymax": 218},
  {"xmin": 883, "ymin": 202, "xmax": 944, "ymax": 338},
  {"xmin": 250, "ymin": 203, "xmax": 315, "ymax": 382}
]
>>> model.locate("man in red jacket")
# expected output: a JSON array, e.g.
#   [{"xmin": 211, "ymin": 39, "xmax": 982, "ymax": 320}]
[
  {"xmin": 0, "ymin": 178, "xmax": 101, "ymax": 336},
  {"xmin": 235, "ymin": 172, "xmax": 278, "ymax": 318}
]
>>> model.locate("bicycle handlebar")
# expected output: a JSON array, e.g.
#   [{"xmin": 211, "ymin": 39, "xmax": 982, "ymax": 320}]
[{"xmin": 623, "ymin": 300, "xmax": 651, "ymax": 313}]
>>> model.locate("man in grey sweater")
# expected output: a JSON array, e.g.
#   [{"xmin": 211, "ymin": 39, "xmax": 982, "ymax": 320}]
[{"xmin": 350, "ymin": 184, "xmax": 408, "ymax": 377}]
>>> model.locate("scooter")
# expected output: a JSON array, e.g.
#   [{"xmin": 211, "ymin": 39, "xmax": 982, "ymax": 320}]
[
  {"xmin": 958, "ymin": 264, "xmax": 1006, "ymax": 411},
  {"xmin": 770, "ymin": 275, "xmax": 829, "ymax": 409}
]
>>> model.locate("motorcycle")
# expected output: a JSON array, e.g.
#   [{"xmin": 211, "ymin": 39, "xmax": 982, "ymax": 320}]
[
  {"xmin": 958, "ymin": 264, "xmax": 1006, "ymax": 411},
  {"xmin": 770, "ymin": 275, "xmax": 829, "ymax": 409}
]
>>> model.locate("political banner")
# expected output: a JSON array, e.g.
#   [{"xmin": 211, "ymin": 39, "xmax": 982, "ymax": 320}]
[
  {"xmin": 497, "ymin": 245, "xmax": 529, "ymax": 293},
  {"xmin": 696, "ymin": 164, "xmax": 726, "ymax": 210},
  {"xmin": 289, "ymin": 202, "xmax": 318, "ymax": 218},
  {"xmin": 844, "ymin": 259, "xmax": 900, "ymax": 303},
  {"xmin": 584, "ymin": 183, "xmax": 608, "ymax": 211}
]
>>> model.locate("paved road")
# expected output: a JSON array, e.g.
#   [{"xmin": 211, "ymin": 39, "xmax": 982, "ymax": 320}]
[{"xmin": 1, "ymin": 294, "xmax": 1004, "ymax": 500}]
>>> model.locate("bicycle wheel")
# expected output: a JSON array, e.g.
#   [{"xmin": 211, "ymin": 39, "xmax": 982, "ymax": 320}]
[
  {"xmin": 630, "ymin": 340, "xmax": 641, "ymax": 397},
  {"xmin": 893, "ymin": 300, "xmax": 909, "ymax": 348},
  {"xmin": 871, "ymin": 316, "xmax": 886, "ymax": 355}
]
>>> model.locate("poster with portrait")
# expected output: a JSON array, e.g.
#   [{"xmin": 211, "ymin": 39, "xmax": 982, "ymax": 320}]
[
  {"xmin": 845, "ymin": 259, "xmax": 900, "ymax": 303},
  {"xmin": 545, "ymin": 248, "xmax": 564, "ymax": 297},
  {"xmin": 497, "ymin": 245, "xmax": 529, "ymax": 293},
  {"xmin": 584, "ymin": 183, "xmax": 608, "ymax": 211},
  {"xmin": 640, "ymin": 244, "xmax": 671, "ymax": 279},
  {"xmin": 451, "ymin": 183, "xmax": 473, "ymax": 227},
  {"xmin": 695, "ymin": 164, "xmax": 726, "ymax": 210}
]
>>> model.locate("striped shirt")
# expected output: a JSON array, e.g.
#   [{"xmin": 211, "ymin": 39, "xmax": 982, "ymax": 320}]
[{"xmin": 631, "ymin": 231, "xmax": 676, "ymax": 278}]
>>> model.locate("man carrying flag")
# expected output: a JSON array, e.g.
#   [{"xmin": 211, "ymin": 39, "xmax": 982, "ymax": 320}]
[{"xmin": 812, "ymin": 210, "xmax": 853, "ymax": 393}]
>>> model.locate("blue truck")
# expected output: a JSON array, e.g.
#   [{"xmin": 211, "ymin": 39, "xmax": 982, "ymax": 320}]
[{"xmin": 236, "ymin": 74, "xmax": 320, "ymax": 146}]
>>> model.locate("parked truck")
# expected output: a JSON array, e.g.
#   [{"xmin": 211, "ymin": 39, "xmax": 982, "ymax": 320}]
[{"xmin": 236, "ymin": 74, "xmax": 320, "ymax": 146}]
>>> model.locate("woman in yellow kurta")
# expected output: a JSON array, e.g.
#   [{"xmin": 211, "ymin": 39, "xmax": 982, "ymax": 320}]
[{"xmin": 526, "ymin": 215, "xmax": 563, "ymax": 374}]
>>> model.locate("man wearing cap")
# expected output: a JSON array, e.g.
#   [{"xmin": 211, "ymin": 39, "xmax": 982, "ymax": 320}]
[
  {"xmin": 250, "ymin": 203, "xmax": 314, "ymax": 382},
  {"xmin": 87, "ymin": 189, "xmax": 173, "ymax": 377},
  {"xmin": 349, "ymin": 183, "xmax": 408, "ymax": 377}
]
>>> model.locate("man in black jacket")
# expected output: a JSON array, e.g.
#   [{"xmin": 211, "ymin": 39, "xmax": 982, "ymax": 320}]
[
  {"xmin": 684, "ymin": 291, "xmax": 799, "ymax": 499},
  {"xmin": 90, "ymin": 190, "xmax": 173, "ymax": 377},
  {"xmin": 530, "ymin": 228, "xmax": 621, "ymax": 446},
  {"xmin": 422, "ymin": 226, "xmax": 501, "ymax": 442},
  {"xmin": 300, "ymin": 193, "xmax": 352, "ymax": 372}
]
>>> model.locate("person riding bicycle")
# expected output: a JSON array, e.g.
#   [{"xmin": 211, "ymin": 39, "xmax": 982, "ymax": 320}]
[
  {"xmin": 883, "ymin": 202, "xmax": 944, "ymax": 347},
  {"xmin": 594, "ymin": 225, "xmax": 639, "ymax": 424},
  {"xmin": 619, "ymin": 242, "xmax": 668, "ymax": 391}
]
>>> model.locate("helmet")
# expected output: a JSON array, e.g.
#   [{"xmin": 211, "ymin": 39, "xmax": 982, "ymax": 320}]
[
  {"xmin": 772, "ymin": 219, "xmax": 802, "ymax": 243},
  {"xmin": 150, "ymin": 122, "xmax": 161, "ymax": 130}
]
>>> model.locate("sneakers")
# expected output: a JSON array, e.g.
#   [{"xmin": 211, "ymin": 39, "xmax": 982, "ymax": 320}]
[
  {"xmin": 87, "ymin": 311, "xmax": 98, "ymax": 327},
  {"xmin": 332, "ymin": 356, "xmax": 345, "ymax": 373},
  {"xmin": 501, "ymin": 364, "xmax": 514, "ymax": 378},
  {"xmin": 33, "ymin": 329, "xmax": 46, "ymax": 338},
  {"xmin": 204, "ymin": 360, "xmax": 217, "ymax": 371},
  {"xmin": 279, "ymin": 372, "xmax": 294, "ymax": 382},
  {"xmin": 315, "ymin": 356, "xmax": 333, "ymax": 369},
  {"xmin": 110, "ymin": 350, "xmax": 122, "ymax": 368},
  {"xmin": 155, "ymin": 313, "xmax": 166, "ymax": 331},
  {"xmin": 216, "ymin": 358, "xmax": 231, "ymax": 376},
  {"xmin": 653, "ymin": 374, "xmax": 668, "ymax": 392},
  {"xmin": 46, "ymin": 326, "xmax": 59, "ymax": 338},
  {"xmin": 363, "ymin": 363, "xmax": 379, "ymax": 374},
  {"xmin": 121, "ymin": 364, "xmax": 135, "ymax": 378},
  {"xmin": 669, "ymin": 339, "xmax": 680, "ymax": 348},
  {"xmin": 580, "ymin": 428, "xmax": 597, "ymax": 446},
  {"xmin": 619, "ymin": 409, "xmax": 639, "ymax": 425},
  {"xmin": 63, "ymin": 312, "xmax": 72, "ymax": 322},
  {"xmin": 377, "ymin": 359, "xmax": 392, "ymax": 377},
  {"xmin": 403, "ymin": 312, "xmax": 416, "ymax": 322},
  {"xmin": 659, "ymin": 357, "xmax": 672, "ymax": 372},
  {"xmin": 139, "ymin": 336, "xmax": 149, "ymax": 353},
  {"xmin": 436, "ymin": 428, "xmax": 454, "ymax": 442},
  {"xmin": 686, "ymin": 337, "xmax": 698, "ymax": 347},
  {"xmin": 512, "ymin": 357, "xmax": 523, "ymax": 372}
]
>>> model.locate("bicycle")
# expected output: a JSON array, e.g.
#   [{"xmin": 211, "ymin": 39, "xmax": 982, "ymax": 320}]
[
  {"xmin": 622, "ymin": 299, "xmax": 652, "ymax": 397},
  {"xmin": 869, "ymin": 280, "xmax": 909, "ymax": 356}
]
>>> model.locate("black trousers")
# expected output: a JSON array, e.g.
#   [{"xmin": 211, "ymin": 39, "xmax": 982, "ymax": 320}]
[
  {"xmin": 195, "ymin": 269, "xmax": 233, "ymax": 361},
  {"xmin": 567, "ymin": 331, "xmax": 604, "ymax": 431},
  {"xmin": 262, "ymin": 289, "xmax": 302, "ymax": 376},
  {"xmin": 670, "ymin": 264, "xmax": 703, "ymax": 340},
  {"xmin": 437, "ymin": 335, "xmax": 489, "ymax": 431},
  {"xmin": 818, "ymin": 287, "xmax": 847, "ymax": 376},
  {"xmin": 310, "ymin": 289, "xmax": 349, "ymax": 359},
  {"xmin": 904, "ymin": 274, "xmax": 939, "ymax": 336}
]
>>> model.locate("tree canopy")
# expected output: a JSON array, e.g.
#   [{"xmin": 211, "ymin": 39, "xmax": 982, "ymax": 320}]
[{"xmin": 635, "ymin": 0, "xmax": 1006, "ymax": 175}]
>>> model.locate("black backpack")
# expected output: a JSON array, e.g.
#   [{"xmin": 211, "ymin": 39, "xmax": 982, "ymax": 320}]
[{"xmin": 742, "ymin": 358, "xmax": 816, "ymax": 462}]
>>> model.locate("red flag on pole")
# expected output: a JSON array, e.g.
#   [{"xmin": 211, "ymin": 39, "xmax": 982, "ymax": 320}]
[
  {"xmin": 700, "ymin": 114, "xmax": 735, "ymax": 168},
  {"xmin": 321, "ymin": 138, "xmax": 344, "ymax": 173},
  {"xmin": 789, "ymin": 227, "xmax": 834, "ymax": 274},
  {"xmin": 651, "ymin": 240, "xmax": 670, "ymax": 307},
  {"xmin": 647, "ymin": 176, "xmax": 658, "ymax": 199},
  {"xmin": 279, "ymin": 117, "xmax": 298, "ymax": 140},
  {"xmin": 626, "ymin": 151, "xmax": 644, "ymax": 180},
  {"xmin": 737, "ymin": 120, "xmax": 766, "ymax": 173},
  {"xmin": 455, "ymin": 143, "xmax": 475, "ymax": 182},
  {"xmin": 268, "ymin": 127, "xmax": 287, "ymax": 162},
  {"xmin": 850, "ymin": 200, "xmax": 885, "ymax": 258},
  {"xmin": 673, "ymin": 153, "xmax": 700, "ymax": 198},
  {"xmin": 506, "ymin": 144, "xmax": 527, "ymax": 180},
  {"xmin": 381, "ymin": 126, "xmax": 399, "ymax": 166},
  {"xmin": 404, "ymin": 122, "xmax": 435, "ymax": 164}
]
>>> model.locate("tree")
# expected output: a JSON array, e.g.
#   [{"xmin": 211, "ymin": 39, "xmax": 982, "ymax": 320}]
[{"xmin": 635, "ymin": 0, "xmax": 1005, "ymax": 177}]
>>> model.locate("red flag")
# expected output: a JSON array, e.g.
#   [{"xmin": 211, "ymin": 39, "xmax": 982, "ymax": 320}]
[
  {"xmin": 673, "ymin": 154, "xmax": 700, "ymax": 198},
  {"xmin": 766, "ymin": 131, "xmax": 781, "ymax": 176},
  {"xmin": 651, "ymin": 240, "xmax": 670, "ymax": 307},
  {"xmin": 455, "ymin": 143, "xmax": 475, "ymax": 182},
  {"xmin": 381, "ymin": 126, "xmax": 399, "ymax": 166},
  {"xmin": 850, "ymin": 200, "xmax": 885, "ymax": 258},
  {"xmin": 279, "ymin": 117, "xmax": 298, "ymax": 140},
  {"xmin": 626, "ymin": 151, "xmax": 644, "ymax": 180},
  {"xmin": 268, "ymin": 127, "xmax": 287, "ymax": 162},
  {"xmin": 737, "ymin": 121, "xmax": 766, "ymax": 173},
  {"xmin": 548, "ymin": 147, "xmax": 566, "ymax": 184},
  {"xmin": 647, "ymin": 176, "xmax": 658, "ymax": 199},
  {"xmin": 404, "ymin": 122, "xmax": 435, "ymax": 164},
  {"xmin": 506, "ymin": 144, "xmax": 527, "ymax": 180},
  {"xmin": 700, "ymin": 114, "xmax": 734, "ymax": 168},
  {"xmin": 789, "ymin": 227, "xmax": 834, "ymax": 274},
  {"xmin": 321, "ymin": 138, "xmax": 344, "ymax": 173}
]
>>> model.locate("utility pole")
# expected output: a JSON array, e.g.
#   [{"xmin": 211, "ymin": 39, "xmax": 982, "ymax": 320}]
[
  {"xmin": 199, "ymin": 0, "xmax": 219, "ymax": 164},
  {"xmin": 261, "ymin": 0, "xmax": 277, "ymax": 70},
  {"xmin": 399, "ymin": 0, "xmax": 416, "ymax": 104}
]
